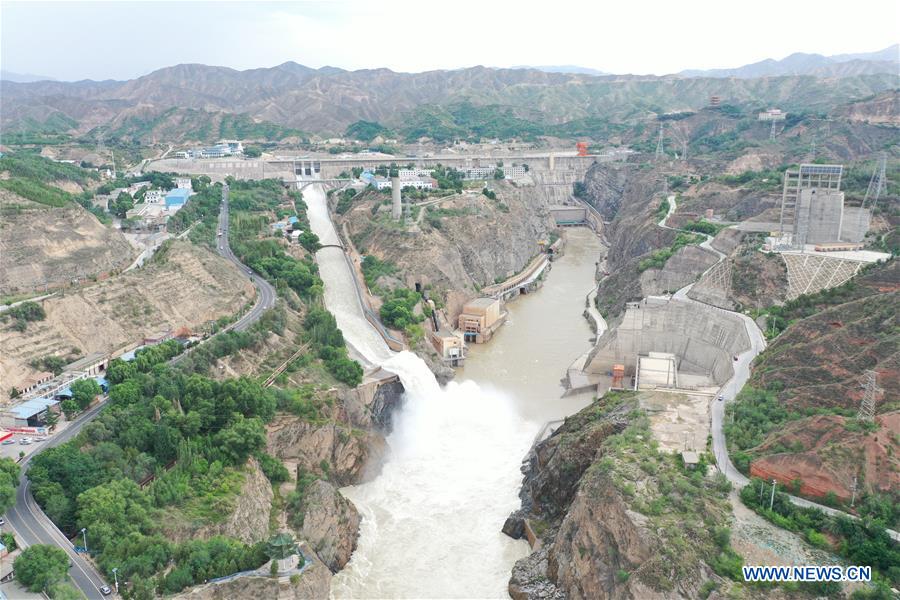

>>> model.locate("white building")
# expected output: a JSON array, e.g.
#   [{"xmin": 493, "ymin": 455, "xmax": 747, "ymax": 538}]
[
  {"xmin": 399, "ymin": 178, "xmax": 436, "ymax": 190},
  {"xmin": 217, "ymin": 140, "xmax": 244, "ymax": 155},
  {"xmin": 373, "ymin": 177, "xmax": 393, "ymax": 190},
  {"xmin": 144, "ymin": 190, "xmax": 166, "ymax": 204},
  {"xmin": 398, "ymin": 168, "xmax": 433, "ymax": 179},
  {"xmin": 174, "ymin": 177, "xmax": 192, "ymax": 190},
  {"xmin": 758, "ymin": 108, "xmax": 787, "ymax": 121},
  {"xmin": 463, "ymin": 166, "xmax": 498, "ymax": 180},
  {"xmin": 503, "ymin": 165, "xmax": 527, "ymax": 180},
  {"xmin": 174, "ymin": 151, "xmax": 189, "ymax": 159}
]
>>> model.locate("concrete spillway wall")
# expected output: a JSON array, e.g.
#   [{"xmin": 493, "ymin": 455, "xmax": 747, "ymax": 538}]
[{"xmin": 584, "ymin": 296, "xmax": 750, "ymax": 385}]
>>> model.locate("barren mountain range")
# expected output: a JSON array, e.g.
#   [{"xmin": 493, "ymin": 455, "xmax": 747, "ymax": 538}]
[{"xmin": 1, "ymin": 45, "xmax": 897, "ymax": 140}]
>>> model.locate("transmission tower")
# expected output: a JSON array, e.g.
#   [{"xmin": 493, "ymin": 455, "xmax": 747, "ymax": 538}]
[
  {"xmin": 857, "ymin": 370, "xmax": 882, "ymax": 421},
  {"xmin": 769, "ymin": 119, "xmax": 779, "ymax": 141},
  {"xmin": 655, "ymin": 124, "xmax": 665, "ymax": 161},
  {"xmin": 863, "ymin": 152, "xmax": 887, "ymax": 209}
]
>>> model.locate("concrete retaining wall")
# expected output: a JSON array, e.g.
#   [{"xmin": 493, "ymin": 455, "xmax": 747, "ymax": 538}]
[{"xmin": 585, "ymin": 297, "xmax": 750, "ymax": 385}]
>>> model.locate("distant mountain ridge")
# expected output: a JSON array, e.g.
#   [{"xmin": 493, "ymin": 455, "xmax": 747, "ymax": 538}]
[
  {"xmin": 679, "ymin": 44, "xmax": 899, "ymax": 78},
  {"xmin": 1, "ymin": 50, "xmax": 897, "ymax": 140},
  {"xmin": 0, "ymin": 70, "xmax": 56, "ymax": 83}
]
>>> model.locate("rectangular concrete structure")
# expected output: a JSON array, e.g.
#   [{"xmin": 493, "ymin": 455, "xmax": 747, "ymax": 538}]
[
  {"xmin": 795, "ymin": 188, "xmax": 844, "ymax": 244},
  {"xmin": 585, "ymin": 297, "xmax": 750, "ymax": 385},
  {"xmin": 458, "ymin": 297, "xmax": 505, "ymax": 344}
]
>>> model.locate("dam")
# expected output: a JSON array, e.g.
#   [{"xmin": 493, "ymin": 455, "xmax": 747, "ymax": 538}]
[{"xmin": 304, "ymin": 182, "xmax": 604, "ymax": 598}]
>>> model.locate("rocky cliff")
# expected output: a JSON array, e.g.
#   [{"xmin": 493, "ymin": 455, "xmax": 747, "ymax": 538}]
[
  {"xmin": 341, "ymin": 181, "xmax": 554, "ymax": 318},
  {"xmin": 196, "ymin": 458, "xmax": 274, "ymax": 545},
  {"xmin": 505, "ymin": 392, "xmax": 741, "ymax": 599},
  {"xmin": 298, "ymin": 479, "xmax": 361, "ymax": 572},
  {"xmin": 267, "ymin": 417, "xmax": 387, "ymax": 485}
]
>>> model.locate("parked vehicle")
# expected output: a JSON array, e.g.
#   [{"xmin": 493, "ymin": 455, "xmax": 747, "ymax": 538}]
[
  {"xmin": 1, "ymin": 440, "xmax": 14, "ymax": 445},
  {"xmin": 100, "ymin": 585, "xmax": 112, "ymax": 595}
]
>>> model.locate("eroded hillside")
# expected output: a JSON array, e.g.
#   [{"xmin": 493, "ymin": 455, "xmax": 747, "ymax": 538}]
[
  {"xmin": 0, "ymin": 240, "xmax": 253, "ymax": 401},
  {"xmin": 727, "ymin": 260, "xmax": 899, "ymax": 502},
  {"xmin": 0, "ymin": 193, "xmax": 136, "ymax": 296}
]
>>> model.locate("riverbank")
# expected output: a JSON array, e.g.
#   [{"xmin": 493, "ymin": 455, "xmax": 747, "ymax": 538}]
[{"xmin": 322, "ymin": 221, "xmax": 605, "ymax": 598}]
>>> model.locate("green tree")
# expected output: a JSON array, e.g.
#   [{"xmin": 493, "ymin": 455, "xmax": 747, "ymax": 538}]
[
  {"xmin": 243, "ymin": 146, "xmax": 262, "ymax": 158},
  {"xmin": 298, "ymin": 231, "xmax": 321, "ymax": 253},
  {"xmin": 70, "ymin": 378, "xmax": 101, "ymax": 411},
  {"xmin": 0, "ymin": 458, "xmax": 21, "ymax": 515},
  {"xmin": 48, "ymin": 582, "xmax": 83, "ymax": 600},
  {"xmin": 13, "ymin": 544, "xmax": 70, "ymax": 592},
  {"xmin": 112, "ymin": 192, "xmax": 134, "ymax": 218},
  {"xmin": 60, "ymin": 399, "xmax": 79, "ymax": 420}
]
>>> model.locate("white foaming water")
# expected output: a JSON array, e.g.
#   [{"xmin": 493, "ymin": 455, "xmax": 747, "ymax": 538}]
[{"xmin": 303, "ymin": 183, "xmax": 533, "ymax": 598}]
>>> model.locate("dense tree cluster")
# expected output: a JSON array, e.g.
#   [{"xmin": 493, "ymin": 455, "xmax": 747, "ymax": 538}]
[
  {"xmin": 1, "ymin": 300, "xmax": 46, "ymax": 332},
  {"xmin": 303, "ymin": 307, "xmax": 363, "ymax": 386},
  {"xmin": 13, "ymin": 544, "xmax": 71, "ymax": 593},
  {"xmin": 379, "ymin": 288, "xmax": 424, "ymax": 331},
  {"xmin": 28, "ymin": 346, "xmax": 276, "ymax": 594}
]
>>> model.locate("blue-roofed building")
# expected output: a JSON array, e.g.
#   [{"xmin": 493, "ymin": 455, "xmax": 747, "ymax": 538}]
[
  {"xmin": 165, "ymin": 188, "xmax": 191, "ymax": 209},
  {"xmin": 359, "ymin": 171, "xmax": 376, "ymax": 185},
  {"xmin": 3, "ymin": 396, "xmax": 60, "ymax": 427},
  {"xmin": 95, "ymin": 376, "xmax": 109, "ymax": 393}
]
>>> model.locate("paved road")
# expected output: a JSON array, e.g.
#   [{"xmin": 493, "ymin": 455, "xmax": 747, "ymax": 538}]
[
  {"xmin": 5, "ymin": 184, "xmax": 277, "ymax": 597},
  {"xmin": 217, "ymin": 183, "xmax": 277, "ymax": 332},
  {"xmin": 660, "ymin": 195, "xmax": 900, "ymax": 541}
]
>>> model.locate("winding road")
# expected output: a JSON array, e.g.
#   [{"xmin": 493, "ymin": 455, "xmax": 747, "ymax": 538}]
[
  {"xmin": 659, "ymin": 194, "xmax": 899, "ymax": 541},
  {"xmin": 5, "ymin": 184, "xmax": 277, "ymax": 598}
]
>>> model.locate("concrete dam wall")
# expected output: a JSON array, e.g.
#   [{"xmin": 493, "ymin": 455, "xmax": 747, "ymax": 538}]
[{"xmin": 585, "ymin": 296, "xmax": 751, "ymax": 385}]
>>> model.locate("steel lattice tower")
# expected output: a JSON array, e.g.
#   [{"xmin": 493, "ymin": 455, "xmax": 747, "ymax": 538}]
[
  {"xmin": 655, "ymin": 124, "xmax": 665, "ymax": 161},
  {"xmin": 858, "ymin": 370, "xmax": 882, "ymax": 421},
  {"xmin": 863, "ymin": 152, "xmax": 887, "ymax": 209}
]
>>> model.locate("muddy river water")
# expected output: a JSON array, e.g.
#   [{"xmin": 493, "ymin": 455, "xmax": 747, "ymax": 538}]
[{"xmin": 304, "ymin": 183, "xmax": 603, "ymax": 599}]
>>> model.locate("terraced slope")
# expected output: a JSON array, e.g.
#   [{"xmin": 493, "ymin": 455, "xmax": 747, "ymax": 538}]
[
  {"xmin": 0, "ymin": 194, "xmax": 136, "ymax": 294},
  {"xmin": 0, "ymin": 240, "xmax": 253, "ymax": 402}
]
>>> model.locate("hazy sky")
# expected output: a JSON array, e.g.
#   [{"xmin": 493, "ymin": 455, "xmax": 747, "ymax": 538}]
[{"xmin": 2, "ymin": 0, "xmax": 898, "ymax": 81}]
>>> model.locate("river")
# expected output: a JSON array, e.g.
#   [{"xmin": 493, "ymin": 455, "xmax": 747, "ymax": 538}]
[{"xmin": 304, "ymin": 184, "xmax": 603, "ymax": 598}]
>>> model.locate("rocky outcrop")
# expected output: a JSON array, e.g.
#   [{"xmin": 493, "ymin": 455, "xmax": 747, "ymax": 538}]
[
  {"xmin": 198, "ymin": 458, "xmax": 273, "ymax": 544},
  {"xmin": 639, "ymin": 245, "xmax": 719, "ymax": 297},
  {"xmin": 339, "ymin": 376, "xmax": 405, "ymax": 433},
  {"xmin": 167, "ymin": 459, "xmax": 273, "ymax": 545},
  {"xmin": 506, "ymin": 393, "xmax": 734, "ymax": 599},
  {"xmin": 267, "ymin": 416, "xmax": 387, "ymax": 485},
  {"xmin": 298, "ymin": 479, "xmax": 360, "ymax": 572}
]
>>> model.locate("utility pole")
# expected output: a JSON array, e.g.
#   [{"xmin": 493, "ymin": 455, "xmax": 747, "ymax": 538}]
[
  {"xmin": 759, "ymin": 478, "xmax": 765, "ymax": 503},
  {"xmin": 849, "ymin": 476, "xmax": 858, "ymax": 508},
  {"xmin": 769, "ymin": 479, "xmax": 777, "ymax": 510},
  {"xmin": 112, "ymin": 567, "xmax": 119, "ymax": 593},
  {"xmin": 81, "ymin": 527, "xmax": 88, "ymax": 553}
]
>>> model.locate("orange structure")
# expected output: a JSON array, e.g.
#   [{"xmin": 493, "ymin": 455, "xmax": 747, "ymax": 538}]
[
  {"xmin": 576, "ymin": 141, "xmax": 589, "ymax": 156},
  {"xmin": 611, "ymin": 364, "xmax": 625, "ymax": 389}
]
